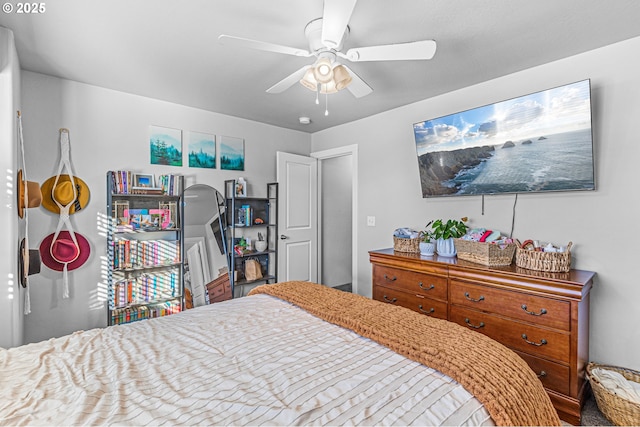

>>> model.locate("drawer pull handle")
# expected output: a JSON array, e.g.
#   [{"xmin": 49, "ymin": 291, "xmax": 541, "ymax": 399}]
[
  {"xmin": 383, "ymin": 295, "xmax": 397, "ymax": 303},
  {"xmin": 384, "ymin": 274, "xmax": 397, "ymax": 282},
  {"xmin": 537, "ymin": 370, "xmax": 547, "ymax": 378},
  {"xmin": 418, "ymin": 305, "xmax": 434, "ymax": 315},
  {"xmin": 419, "ymin": 282, "xmax": 435, "ymax": 291},
  {"xmin": 521, "ymin": 304, "xmax": 547, "ymax": 316},
  {"xmin": 464, "ymin": 292, "xmax": 485, "ymax": 303},
  {"xmin": 521, "ymin": 334, "xmax": 547, "ymax": 346},
  {"xmin": 464, "ymin": 318, "xmax": 485, "ymax": 329}
]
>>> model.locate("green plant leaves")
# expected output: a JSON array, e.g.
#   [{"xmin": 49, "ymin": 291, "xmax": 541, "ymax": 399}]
[{"xmin": 429, "ymin": 218, "xmax": 468, "ymax": 240}]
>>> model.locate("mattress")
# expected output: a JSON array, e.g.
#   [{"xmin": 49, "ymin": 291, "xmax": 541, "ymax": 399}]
[{"xmin": 0, "ymin": 294, "xmax": 494, "ymax": 426}]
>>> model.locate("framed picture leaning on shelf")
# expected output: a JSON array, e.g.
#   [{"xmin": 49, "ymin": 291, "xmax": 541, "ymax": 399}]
[{"xmin": 133, "ymin": 173, "xmax": 156, "ymax": 189}]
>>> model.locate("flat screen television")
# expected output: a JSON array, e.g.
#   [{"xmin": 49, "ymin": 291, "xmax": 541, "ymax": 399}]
[{"xmin": 413, "ymin": 80, "xmax": 595, "ymax": 197}]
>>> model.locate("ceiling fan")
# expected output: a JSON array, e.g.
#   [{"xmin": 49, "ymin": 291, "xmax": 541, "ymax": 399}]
[{"xmin": 218, "ymin": 0, "xmax": 437, "ymax": 100}]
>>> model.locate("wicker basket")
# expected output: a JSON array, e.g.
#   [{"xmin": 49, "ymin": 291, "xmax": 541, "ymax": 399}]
[
  {"xmin": 515, "ymin": 242, "xmax": 572, "ymax": 272},
  {"xmin": 393, "ymin": 236, "xmax": 420, "ymax": 253},
  {"xmin": 454, "ymin": 239, "xmax": 516, "ymax": 266},
  {"xmin": 586, "ymin": 362, "xmax": 640, "ymax": 426}
]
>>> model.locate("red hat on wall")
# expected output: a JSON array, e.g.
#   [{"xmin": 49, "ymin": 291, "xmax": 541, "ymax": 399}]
[{"xmin": 39, "ymin": 230, "xmax": 91, "ymax": 272}]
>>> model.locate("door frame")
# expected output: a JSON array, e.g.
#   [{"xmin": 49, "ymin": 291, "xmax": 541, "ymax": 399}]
[{"xmin": 310, "ymin": 144, "xmax": 358, "ymax": 294}]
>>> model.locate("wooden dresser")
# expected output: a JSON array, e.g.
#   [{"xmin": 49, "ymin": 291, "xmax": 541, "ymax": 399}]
[
  {"xmin": 206, "ymin": 273, "xmax": 232, "ymax": 304},
  {"xmin": 369, "ymin": 248, "xmax": 595, "ymax": 425}
]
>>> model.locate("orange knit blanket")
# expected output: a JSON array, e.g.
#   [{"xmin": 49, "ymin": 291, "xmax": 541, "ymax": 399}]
[{"xmin": 248, "ymin": 281, "xmax": 561, "ymax": 426}]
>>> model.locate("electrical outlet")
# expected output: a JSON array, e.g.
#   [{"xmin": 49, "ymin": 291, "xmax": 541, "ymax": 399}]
[{"xmin": 367, "ymin": 216, "xmax": 376, "ymax": 227}]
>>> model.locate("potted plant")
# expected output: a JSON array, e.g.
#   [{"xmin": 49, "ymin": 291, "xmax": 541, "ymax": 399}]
[
  {"xmin": 255, "ymin": 232, "xmax": 268, "ymax": 252},
  {"xmin": 419, "ymin": 221, "xmax": 436, "ymax": 256},
  {"xmin": 431, "ymin": 218, "xmax": 468, "ymax": 257}
]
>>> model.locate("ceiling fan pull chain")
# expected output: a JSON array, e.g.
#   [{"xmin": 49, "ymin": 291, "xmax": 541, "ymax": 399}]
[
  {"xmin": 315, "ymin": 83, "xmax": 320, "ymax": 105},
  {"xmin": 325, "ymin": 88, "xmax": 329, "ymax": 116}
]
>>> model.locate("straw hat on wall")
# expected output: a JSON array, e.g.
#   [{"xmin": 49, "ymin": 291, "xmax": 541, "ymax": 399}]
[
  {"xmin": 17, "ymin": 169, "xmax": 42, "ymax": 218},
  {"xmin": 40, "ymin": 174, "xmax": 90, "ymax": 214}
]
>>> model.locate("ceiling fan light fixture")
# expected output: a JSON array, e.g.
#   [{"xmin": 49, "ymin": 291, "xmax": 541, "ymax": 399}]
[
  {"xmin": 313, "ymin": 57, "xmax": 334, "ymax": 84},
  {"xmin": 332, "ymin": 64, "xmax": 352, "ymax": 90},
  {"xmin": 300, "ymin": 68, "xmax": 318, "ymax": 91},
  {"xmin": 319, "ymin": 80, "xmax": 338, "ymax": 94}
]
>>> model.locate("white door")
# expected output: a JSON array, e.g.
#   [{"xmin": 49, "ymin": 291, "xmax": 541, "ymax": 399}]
[{"xmin": 276, "ymin": 152, "xmax": 318, "ymax": 282}]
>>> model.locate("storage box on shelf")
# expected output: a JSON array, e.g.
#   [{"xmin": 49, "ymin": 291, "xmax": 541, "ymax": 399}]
[
  {"xmin": 516, "ymin": 242, "xmax": 572, "ymax": 272},
  {"xmin": 454, "ymin": 239, "xmax": 517, "ymax": 266},
  {"xmin": 106, "ymin": 171, "xmax": 184, "ymax": 326},
  {"xmin": 393, "ymin": 236, "xmax": 420, "ymax": 253}
]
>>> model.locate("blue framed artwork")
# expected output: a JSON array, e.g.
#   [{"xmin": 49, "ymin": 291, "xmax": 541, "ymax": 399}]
[
  {"xmin": 150, "ymin": 125, "xmax": 183, "ymax": 167},
  {"xmin": 220, "ymin": 136, "xmax": 245, "ymax": 171},
  {"xmin": 188, "ymin": 131, "xmax": 216, "ymax": 169}
]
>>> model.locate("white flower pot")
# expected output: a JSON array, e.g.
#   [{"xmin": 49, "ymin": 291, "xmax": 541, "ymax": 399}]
[
  {"xmin": 419, "ymin": 241, "xmax": 436, "ymax": 256},
  {"xmin": 436, "ymin": 237, "xmax": 457, "ymax": 257},
  {"xmin": 255, "ymin": 240, "xmax": 268, "ymax": 252}
]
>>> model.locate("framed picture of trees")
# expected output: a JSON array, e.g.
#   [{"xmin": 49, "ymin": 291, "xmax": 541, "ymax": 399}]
[
  {"xmin": 187, "ymin": 131, "xmax": 216, "ymax": 169},
  {"xmin": 150, "ymin": 125, "xmax": 183, "ymax": 166},
  {"xmin": 219, "ymin": 135, "xmax": 245, "ymax": 171}
]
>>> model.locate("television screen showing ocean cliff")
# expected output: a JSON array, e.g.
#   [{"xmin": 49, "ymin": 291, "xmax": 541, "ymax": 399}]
[{"xmin": 413, "ymin": 80, "xmax": 595, "ymax": 197}]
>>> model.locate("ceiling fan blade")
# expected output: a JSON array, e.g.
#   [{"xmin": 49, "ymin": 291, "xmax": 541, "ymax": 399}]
[
  {"xmin": 266, "ymin": 65, "xmax": 312, "ymax": 94},
  {"xmin": 341, "ymin": 65, "xmax": 372, "ymax": 98},
  {"xmin": 218, "ymin": 35, "xmax": 312, "ymax": 57},
  {"xmin": 341, "ymin": 40, "xmax": 437, "ymax": 62},
  {"xmin": 321, "ymin": 0, "xmax": 357, "ymax": 49}
]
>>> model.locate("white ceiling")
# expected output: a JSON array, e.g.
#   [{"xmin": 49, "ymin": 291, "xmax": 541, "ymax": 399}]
[{"xmin": 2, "ymin": 0, "xmax": 640, "ymax": 133}]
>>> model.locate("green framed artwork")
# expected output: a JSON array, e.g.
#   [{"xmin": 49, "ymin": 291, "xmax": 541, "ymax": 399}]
[
  {"xmin": 188, "ymin": 131, "xmax": 216, "ymax": 169},
  {"xmin": 150, "ymin": 125, "xmax": 182, "ymax": 166},
  {"xmin": 220, "ymin": 136, "xmax": 244, "ymax": 171}
]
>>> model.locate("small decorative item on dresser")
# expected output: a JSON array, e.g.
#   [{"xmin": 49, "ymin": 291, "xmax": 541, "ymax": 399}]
[
  {"xmin": 516, "ymin": 241, "xmax": 572, "ymax": 272},
  {"xmin": 392, "ymin": 228, "xmax": 421, "ymax": 253},
  {"xmin": 418, "ymin": 222, "xmax": 436, "ymax": 256},
  {"xmin": 431, "ymin": 218, "xmax": 469, "ymax": 257},
  {"xmin": 586, "ymin": 362, "xmax": 640, "ymax": 426},
  {"xmin": 454, "ymin": 227, "xmax": 516, "ymax": 266},
  {"xmin": 455, "ymin": 239, "xmax": 516, "ymax": 266}
]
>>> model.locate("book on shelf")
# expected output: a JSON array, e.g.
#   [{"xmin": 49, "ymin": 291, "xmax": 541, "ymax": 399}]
[
  {"xmin": 112, "ymin": 239, "xmax": 180, "ymax": 270},
  {"xmin": 110, "ymin": 299, "xmax": 181, "ymax": 325},
  {"xmin": 109, "ymin": 171, "xmax": 182, "ymax": 196},
  {"xmin": 158, "ymin": 174, "xmax": 183, "ymax": 196}
]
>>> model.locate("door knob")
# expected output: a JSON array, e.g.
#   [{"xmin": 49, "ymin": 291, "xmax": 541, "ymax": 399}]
[{"xmin": 280, "ymin": 235, "xmax": 289, "ymax": 240}]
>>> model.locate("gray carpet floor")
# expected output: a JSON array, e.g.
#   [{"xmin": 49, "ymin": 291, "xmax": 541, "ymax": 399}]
[{"xmin": 581, "ymin": 392, "xmax": 612, "ymax": 426}]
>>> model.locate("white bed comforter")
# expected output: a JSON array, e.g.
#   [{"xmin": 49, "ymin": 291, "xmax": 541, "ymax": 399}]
[{"xmin": 0, "ymin": 295, "xmax": 494, "ymax": 426}]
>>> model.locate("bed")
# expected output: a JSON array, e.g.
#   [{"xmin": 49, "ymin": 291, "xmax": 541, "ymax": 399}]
[{"xmin": 0, "ymin": 281, "xmax": 560, "ymax": 426}]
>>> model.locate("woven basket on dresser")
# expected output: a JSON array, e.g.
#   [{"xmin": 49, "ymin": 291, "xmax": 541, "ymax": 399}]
[
  {"xmin": 586, "ymin": 362, "xmax": 640, "ymax": 426},
  {"xmin": 393, "ymin": 236, "xmax": 420, "ymax": 253},
  {"xmin": 454, "ymin": 239, "xmax": 516, "ymax": 266},
  {"xmin": 515, "ymin": 242, "xmax": 572, "ymax": 272}
]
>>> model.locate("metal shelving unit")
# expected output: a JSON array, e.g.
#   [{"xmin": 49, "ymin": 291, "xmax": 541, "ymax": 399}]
[
  {"xmin": 106, "ymin": 172, "xmax": 184, "ymax": 325},
  {"xmin": 224, "ymin": 180, "xmax": 278, "ymax": 297}
]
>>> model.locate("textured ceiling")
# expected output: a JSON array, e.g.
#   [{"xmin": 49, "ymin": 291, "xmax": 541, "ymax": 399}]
[{"xmin": 2, "ymin": 0, "xmax": 640, "ymax": 133}]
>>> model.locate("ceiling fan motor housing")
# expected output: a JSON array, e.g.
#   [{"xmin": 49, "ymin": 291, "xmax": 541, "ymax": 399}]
[{"xmin": 305, "ymin": 18, "xmax": 349, "ymax": 55}]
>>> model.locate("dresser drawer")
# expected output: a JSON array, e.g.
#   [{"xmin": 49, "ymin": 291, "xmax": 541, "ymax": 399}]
[
  {"xmin": 373, "ymin": 265, "xmax": 447, "ymax": 300},
  {"xmin": 450, "ymin": 280, "xmax": 570, "ymax": 331},
  {"xmin": 515, "ymin": 350, "xmax": 570, "ymax": 395},
  {"xmin": 373, "ymin": 286, "xmax": 448, "ymax": 320},
  {"xmin": 207, "ymin": 278, "xmax": 232, "ymax": 303},
  {"xmin": 450, "ymin": 306, "xmax": 570, "ymax": 363}
]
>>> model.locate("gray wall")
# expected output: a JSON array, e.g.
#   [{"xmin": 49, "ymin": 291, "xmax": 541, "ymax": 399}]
[
  {"xmin": 20, "ymin": 71, "xmax": 310, "ymax": 344},
  {"xmin": 311, "ymin": 36, "xmax": 640, "ymax": 371},
  {"xmin": 0, "ymin": 27, "xmax": 22, "ymax": 348}
]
